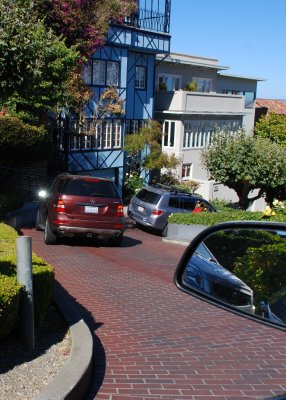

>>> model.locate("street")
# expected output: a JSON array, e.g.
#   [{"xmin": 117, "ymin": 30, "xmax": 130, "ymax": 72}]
[{"xmin": 23, "ymin": 225, "xmax": 286, "ymax": 400}]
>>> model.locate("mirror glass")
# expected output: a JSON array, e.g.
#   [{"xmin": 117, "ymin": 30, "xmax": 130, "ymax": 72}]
[{"xmin": 181, "ymin": 228, "xmax": 286, "ymax": 327}]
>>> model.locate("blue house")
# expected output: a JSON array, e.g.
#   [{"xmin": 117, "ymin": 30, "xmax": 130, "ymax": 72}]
[{"xmin": 61, "ymin": 0, "xmax": 171, "ymax": 195}]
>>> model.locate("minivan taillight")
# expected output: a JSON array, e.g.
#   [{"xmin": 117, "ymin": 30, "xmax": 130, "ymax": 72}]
[
  {"xmin": 116, "ymin": 205, "xmax": 124, "ymax": 217},
  {"xmin": 53, "ymin": 200, "xmax": 66, "ymax": 213},
  {"xmin": 151, "ymin": 209, "xmax": 165, "ymax": 216}
]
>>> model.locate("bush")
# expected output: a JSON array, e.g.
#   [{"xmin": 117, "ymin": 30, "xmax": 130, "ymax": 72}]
[
  {"xmin": 0, "ymin": 116, "xmax": 52, "ymax": 161},
  {"xmin": 0, "ymin": 275, "xmax": 22, "ymax": 339},
  {"xmin": 0, "ymin": 223, "xmax": 55, "ymax": 335},
  {"xmin": 233, "ymin": 242, "xmax": 286, "ymax": 308},
  {"xmin": 205, "ymin": 229, "xmax": 282, "ymax": 271},
  {"xmin": 168, "ymin": 210, "xmax": 269, "ymax": 225},
  {"xmin": 32, "ymin": 256, "xmax": 54, "ymax": 327}
]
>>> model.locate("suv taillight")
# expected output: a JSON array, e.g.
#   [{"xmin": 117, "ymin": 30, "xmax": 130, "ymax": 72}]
[
  {"xmin": 53, "ymin": 200, "xmax": 66, "ymax": 213},
  {"xmin": 151, "ymin": 209, "xmax": 165, "ymax": 216},
  {"xmin": 116, "ymin": 205, "xmax": 124, "ymax": 217}
]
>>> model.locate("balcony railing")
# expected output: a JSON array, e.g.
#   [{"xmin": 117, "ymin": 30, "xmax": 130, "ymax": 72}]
[{"xmin": 120, "ymin": 0, "xmax": 171, "ymax": 34}]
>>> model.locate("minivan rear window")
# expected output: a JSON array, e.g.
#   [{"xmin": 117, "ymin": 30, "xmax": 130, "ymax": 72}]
[
  {"xmin": 62, "ymin": 179, "xmax": 119, "ymax": 198},
  {"xmin": 136, "ymin": 189, "xmax": 161, "ymax": 205}
]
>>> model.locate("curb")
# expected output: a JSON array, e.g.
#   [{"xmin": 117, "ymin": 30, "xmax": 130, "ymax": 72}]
[{"xmin": 34, "ymin": 284, "xmax": 93, "ymax": 400}]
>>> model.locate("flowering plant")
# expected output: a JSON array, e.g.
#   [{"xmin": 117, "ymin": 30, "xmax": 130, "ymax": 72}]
[{"xmin": 263, "ymin": 199, "xmax": 286, "ymax": 218}]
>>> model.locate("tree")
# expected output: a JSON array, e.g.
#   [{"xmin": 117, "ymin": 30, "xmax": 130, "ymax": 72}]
[
  {"xmin": 255, "ymin": 112, "xmax": 286, "ymax": 145},
  {"xmin": 34, "ymin": 0, "xmax": 137, "ymax": 60},
  {"xmin": 124, "ymin": 120, "xmax": 179, "ymax": 173},
  {"xmin": 201, "ymin": 131, "xmax": 286, "ymax": 209},
  {"xmin": 0, "ymin": 0, "xmax": 79, "ymax": 124},
  {"xmin": 1, "ymin": 0, "xmax": 136, "ymax": 123}
]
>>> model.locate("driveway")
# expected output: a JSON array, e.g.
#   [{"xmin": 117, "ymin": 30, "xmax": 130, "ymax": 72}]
[{"xmin": 22, "ymin": 225, "xmax": 286, "ymax": 400}]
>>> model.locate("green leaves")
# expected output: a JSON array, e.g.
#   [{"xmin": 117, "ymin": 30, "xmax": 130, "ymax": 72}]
[
  {"xmin": 124, "ymin": 120, "xmax": 179, "ymax": 172},
  {"xmin": 201, "ymin": 131, "xmax": 286, "ymax": 209},
  {"xmin": 255, "ymin": 112, "xmax": 286, "ymax": 146}
]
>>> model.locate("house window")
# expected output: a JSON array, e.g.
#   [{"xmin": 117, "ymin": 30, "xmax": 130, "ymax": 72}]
[
  {"xmin": 182, "ymin": 164, "xmax": 192, "ymax": 180},
  {"xmin": 70, "ymin": 119, "xmax": 122, "ymax": 150},
  {"xmin": 162, "ymin": 121, "xmax": 175, "ymax": 147},
  {"xmin": 192, "ymin": 78, "xmax": 212, "ymax": 93},
  {"xmin": 158, "ymin": 74, "xmax": 181, "ymax": 91},
  {"xmin": 88, "ymin": 60, "xmax": 119, "ymax": 86},
  {"xmin": 106, "ymin": 62, "xmax": 119, "ymax": 86},
  {"xmin": 135, "ymin": 66, "xmax": 146, "ymax": 89},
  {"xmin": 183, "ymin": 120, "xmax": 241, "ymax": 149},
  {"xmin": 93, "ymin": 60, "xmax": 106, "ymax": 85},
  {"xmin": 125, "ymin": 120, "xmax": 146, "ymax": 134}
]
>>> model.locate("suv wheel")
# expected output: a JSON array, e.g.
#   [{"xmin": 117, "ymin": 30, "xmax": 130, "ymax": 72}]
[
  {"xmin": 35, "ymin": 210, "xmax": 45, "ymax": 231},
  {"xmin": 108, "ymin": 234, "xmax": 123, "ymax": 247},
  {"xmin": 44, "ymin": 219, "xmax": 57, "ymax": 245}
]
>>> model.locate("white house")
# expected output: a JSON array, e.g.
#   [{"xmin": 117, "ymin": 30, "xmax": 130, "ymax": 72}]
[{"xmin": 154, "ymin": 52, "xmax": 265, "ymax": 209}]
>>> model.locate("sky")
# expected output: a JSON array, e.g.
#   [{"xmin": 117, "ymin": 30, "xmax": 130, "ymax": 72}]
[{"xmin": 170, "ymin": 0, "xmax": 286, "ymax": 99}]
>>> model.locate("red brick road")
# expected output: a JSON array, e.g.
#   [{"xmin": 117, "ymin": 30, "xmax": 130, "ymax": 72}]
[{"xmin": 23, "ymin": 226, "xmax": 286, "ymax": 400}]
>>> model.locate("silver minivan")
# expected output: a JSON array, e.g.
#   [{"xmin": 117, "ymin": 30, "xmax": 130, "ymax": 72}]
[{"xmin": 127, "ymin": 184, "xmax": 216, "ymax": 235}]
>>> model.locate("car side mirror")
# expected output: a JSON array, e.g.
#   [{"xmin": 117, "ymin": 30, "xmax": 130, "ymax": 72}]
[{"xmin": 174, "ymin": 221, "xmax": 286, "ymax": 328}]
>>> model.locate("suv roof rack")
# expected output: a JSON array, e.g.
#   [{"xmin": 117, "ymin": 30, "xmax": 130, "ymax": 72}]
[{"xmin": 151, "ymin": 183, "xmax": 194, "ymax": 196}]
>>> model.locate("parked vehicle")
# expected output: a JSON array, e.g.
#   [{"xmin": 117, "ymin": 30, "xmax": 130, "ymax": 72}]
[
  {"xmin": 36, "ymin": 173, "xmax": 125, "ymax": 246},
  {"xmin": 185, "ymin": 242, "xmax": 255, "ymax": 314},
  {"xmin": 175, "ymin": 221, "xmax": 286, "ymax": 327},
  {"xmin": 127, "ymin": 184, "xmax": 216, "ymax": 235}
]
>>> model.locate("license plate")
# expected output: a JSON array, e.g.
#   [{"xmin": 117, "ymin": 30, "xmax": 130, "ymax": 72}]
[
  {"xmin": 85, "ymin": 206, "xmax": 98, "ymax": 214},
  {"xmin": 137, "ymin": 206, "xmax": 145, "ymax": 213}
]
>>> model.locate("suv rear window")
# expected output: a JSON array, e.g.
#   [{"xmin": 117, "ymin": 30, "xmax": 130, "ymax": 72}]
[
  {"xmin": 136, "ymin": 188, "xmax": 161, "ymax": 205},
  {"xmin": 61, "ymin": 179, "xmax": 119, "ymax": 198}
]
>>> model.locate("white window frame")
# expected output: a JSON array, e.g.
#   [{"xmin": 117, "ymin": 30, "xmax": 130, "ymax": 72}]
[
  {"xmin": 158, "ymin": 74, "xmax": 181, "ymax": 91},
  {"xmin": 135, "ymin": 66, "xmax": 146, "ymax": 89},
  {"xmin": 182, "ymin": 163, "xmax": 193, "ymax": 180},
  {"xmin": 162, "ymin": 120, "xmax": 175, "ymax": 147},
  {"xmin": 112, "ymin": 120, "xmax": 122, "ymax": 148},
  {"xmin": 192, "ymin": 77, "xmax": 212, "ymax": 93}
]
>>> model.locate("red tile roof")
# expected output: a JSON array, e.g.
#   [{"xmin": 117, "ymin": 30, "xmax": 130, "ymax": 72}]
[{"xmin": 256, "ymin": 99, "xmax": 286, "ymax": 114}]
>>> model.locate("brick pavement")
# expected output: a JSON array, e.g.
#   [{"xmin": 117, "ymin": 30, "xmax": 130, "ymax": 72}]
[{"xmin": 22, "ymin": 226, "xmax": 286, "ymax": 400}]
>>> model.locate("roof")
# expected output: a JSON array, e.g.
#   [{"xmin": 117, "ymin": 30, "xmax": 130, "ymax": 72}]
[
  {"xmin": 156, "ymin": 52, "xmax": 229, "ymax": 71},
  {"xmin": 219, "ymin": 73, "xmax": 265, "ymax": 82},
  {"xmin": 256, "ymin": 99, "xmax": 286, "ymax": 114}
]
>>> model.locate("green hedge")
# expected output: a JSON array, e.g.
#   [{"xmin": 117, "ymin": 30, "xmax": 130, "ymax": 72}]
[
  {"xmin": 0, "ymin": 223, "xmax": 55, "ymax": 337},
  {"xmin": 168, "ymin": 210, "xmax": 286, "ymax": 225},
  {"xmin": 0, "ymin": 116, "xmax": 52, "ymax": 161},
  {"xmin": 0, "ymin": 275, "xmax": 22, "ymax": 339}
]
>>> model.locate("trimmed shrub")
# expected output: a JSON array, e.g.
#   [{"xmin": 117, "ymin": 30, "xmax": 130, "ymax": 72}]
[
  {"xmin": 0, "ymin": 116, "xmax": 52, "ymax": 161},
  {"xmin": 32, "ymin": 255, "xmax": 55, "ymax": 327},
  {"xmin": 168, "ymin": 210, "xmax": 286, "ymax": 225},
  {"xmin": 0, "ymin": 223, "xmax": 55, "ymax": 334},
  {"xmin": 0, "ymin": 275, "xmax": 22, "ymax": 339}
]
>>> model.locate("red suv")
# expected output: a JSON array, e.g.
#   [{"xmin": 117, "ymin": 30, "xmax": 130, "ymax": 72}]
[{"xmin": 36, "ymin": 173, "xmax": 125, "ymax": 246}]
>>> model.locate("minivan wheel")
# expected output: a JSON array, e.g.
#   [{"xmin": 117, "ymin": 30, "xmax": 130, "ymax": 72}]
[
  {"xmin": 108, "ymin": 234, "xmax": 123, "ymax": 247},
  {"xmin": 161, "ymin": 224, "xmax": 168, "ymax": 237},
  {"xmin": 44, "ymin": 219, "xmax": 57, "ymax": 245}
]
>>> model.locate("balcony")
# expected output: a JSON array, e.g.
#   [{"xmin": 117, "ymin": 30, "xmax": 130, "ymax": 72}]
[
  {"xmin": 154, "ymin": 91, "xmax": 251, "ymax": 115},
  {"xmin": 117, "ymin": 0, "xmax": 171, "ymax": 34}
]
